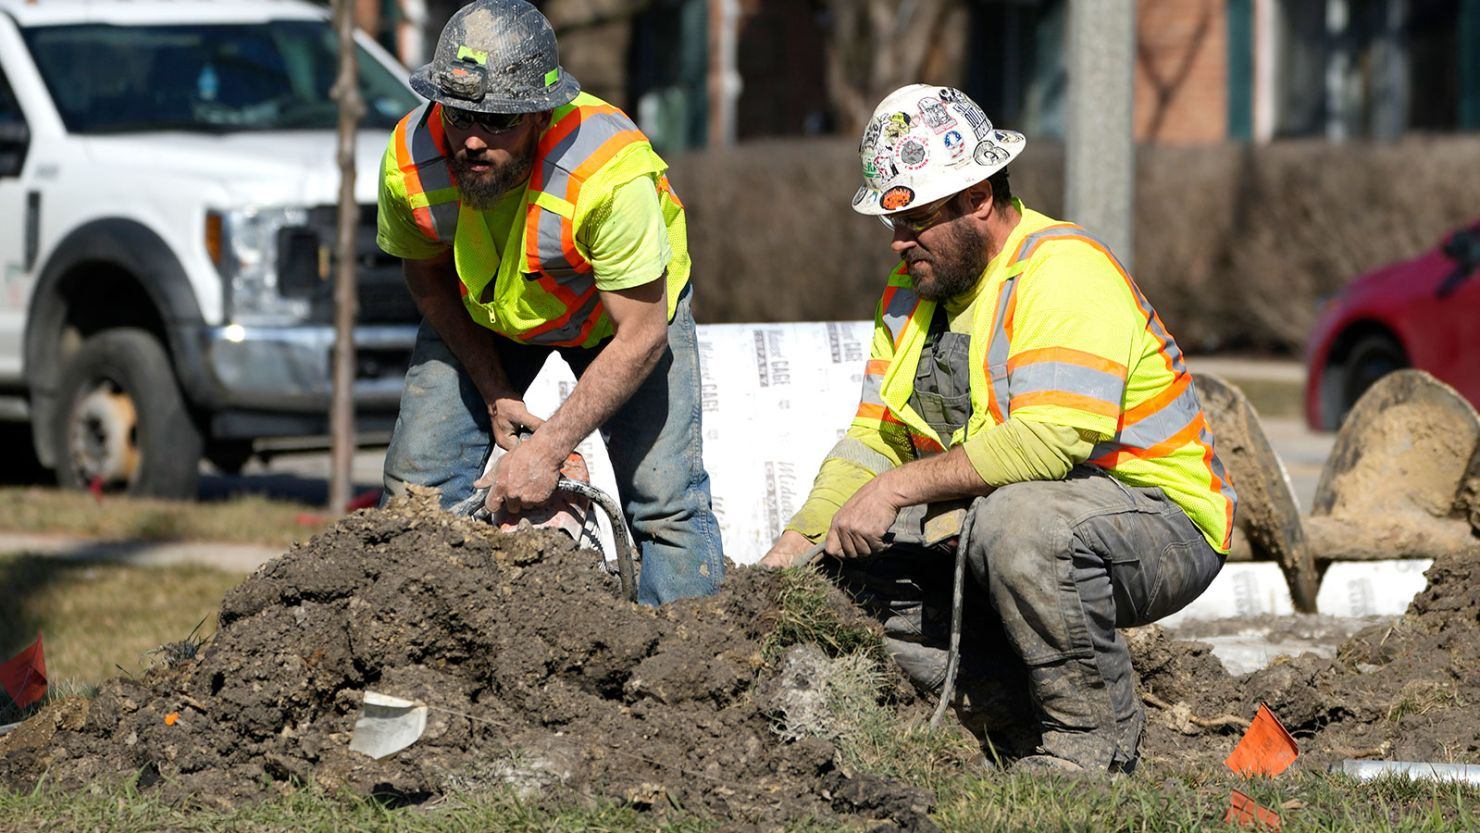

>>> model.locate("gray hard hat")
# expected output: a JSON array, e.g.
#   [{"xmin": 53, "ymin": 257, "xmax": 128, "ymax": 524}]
[{"xmin": 409, "ymin": 0, "xmax": 581, "ymax": 114}]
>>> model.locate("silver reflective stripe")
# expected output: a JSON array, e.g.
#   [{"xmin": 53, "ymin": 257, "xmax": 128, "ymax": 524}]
[
  {"xmin": 524, "ymin": 289, "xmax": 602, "ymax": 345},
  {"xmin": 404, "ymin": 104, "xmax": 457, "ymax": 243},
  {"xmin": 824, "ymin": 436, "xmax": 896, "ymax": 476},
  {"xmin": 880, "ymin": 284, "xmax": 920, "ymax": 346},
  {"xmin": 858, "ymin": 372, "xmax": 886, "ymax": 407},
  {"xmin": 533, "ymin": 207, "xmax": 576, "ymax": 276},
  {"xmin": 539, "ymin": 110, "xmax": 638, "ymax": 201},
  {"xmin": 1089, "ymin": 381, "xmax": 1201, "ymax": 456},
  {"xmin": 526, "ymin": 107, "xmax": 640, "ymax": 279},
  {"xmin": 1008, "ymin": 361, "xmax": 1124, "ymax": 407},
  {"xmin": 986, "ymin": 278, "xmax": 1016, "ymax": 417}
]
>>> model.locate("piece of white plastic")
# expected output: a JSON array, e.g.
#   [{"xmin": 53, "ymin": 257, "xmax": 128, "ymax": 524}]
[
  {"xmin": 349, "ymin": 691, "xmax": 428, "ymax": 760},
  {"xmin": 1339, "ymin": 760, "xmax": 1480, "ymax": 785}
]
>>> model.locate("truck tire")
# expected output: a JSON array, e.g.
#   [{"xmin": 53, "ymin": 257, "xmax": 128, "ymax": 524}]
[{"xmin": 52, "ymin": 328, "xmax": 203, "ymax": 498}]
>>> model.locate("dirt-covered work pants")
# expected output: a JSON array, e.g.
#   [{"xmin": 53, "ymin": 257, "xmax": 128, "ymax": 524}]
[{"xmin": 835, "ymin": 467, "xmax": 1224, "ymax": 772}]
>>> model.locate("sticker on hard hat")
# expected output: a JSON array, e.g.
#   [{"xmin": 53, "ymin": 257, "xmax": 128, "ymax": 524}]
[
  {"xmin": 852, "ymin": 186, "xmax": 872, "ymax": 207},
  {"xmin": 943, "ymin": 130, "xmax": 966, "ymax": 159},
  {"xmin": 995, "ymin": 130, "xmax": 1023, "ymax": 144},
  {"xmin": 898, "ymin": 138, "xmax": 929, "ymax": 169},
  {"xmin": 882, "ymin": 113, "xmax": 912, "ymax": 142},
  {"xmin": 860, "ymin": 121, "xmax": 882, "ymax": 154},
  {"xmin": 955, "ymin": 101, "xmax": 992, "ymax": 140},
  {"xmin": 872, "ymin": 154, "xmax": 900, "ymax": 184},
  {"xmin": 917, "ymin": 97, "xmax": 957, "ymax": 133},
  {"xmin": 973, "ymin": 141, "xmax": 1008, "ymax": 167},
  {"xmin": 881, "ymin": 186, "xmax": 915, "ymax": 210}
]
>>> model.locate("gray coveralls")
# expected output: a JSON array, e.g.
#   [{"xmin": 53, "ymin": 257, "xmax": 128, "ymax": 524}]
[{"xmin": 835, "ymin": 312, "xmax": 1225, "ymax": 772}]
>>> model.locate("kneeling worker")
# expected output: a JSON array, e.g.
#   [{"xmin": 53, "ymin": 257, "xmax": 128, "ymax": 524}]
[
  {"xmin": 377, "ymin": 0, "xmax": 724, "ymax": 604},
  {"xmin": 761, "ymin": 85, "xmax": 1237, "ymax": 773}
]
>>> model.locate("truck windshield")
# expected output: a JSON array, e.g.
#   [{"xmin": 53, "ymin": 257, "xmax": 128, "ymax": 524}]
[{"xmin": 22, "ymin": 20, "xmax": 421, "ymax": 133}]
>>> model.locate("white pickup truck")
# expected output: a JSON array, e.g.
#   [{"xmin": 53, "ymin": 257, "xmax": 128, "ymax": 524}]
[{"xmin": 0, "ymin": 0, "xmax": 423, "ymax": 497}]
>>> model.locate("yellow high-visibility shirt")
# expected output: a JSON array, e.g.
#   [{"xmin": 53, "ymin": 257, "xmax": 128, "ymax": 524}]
[{"xmin": 789, "ymin": 200, "xmax": 1237, "ymax": 552}]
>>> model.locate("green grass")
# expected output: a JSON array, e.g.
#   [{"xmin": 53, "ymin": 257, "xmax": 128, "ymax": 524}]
[
  {"xmin": 762, "ymin": 566, "xmax": 888, "ymax": 664},
  {"xmin": 0, "ymin": 553, "xmax": 242, "ymax": 709},
  {"xmin": 1, "ymin": 768, "xmax": 1474, "ymax": 832},
  {"xmin": 0, "ymin": 486, "xmax": 328, "ymax": 547}
]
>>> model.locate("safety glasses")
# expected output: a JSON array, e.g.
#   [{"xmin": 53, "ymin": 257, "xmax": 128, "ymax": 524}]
[
  {"xmin": 441, "ymin": 106, "xmax": 525, "ymax": 134},
  {"xmin": 879, "ymin": 194, "xmax": 956, "ymax": 234}
]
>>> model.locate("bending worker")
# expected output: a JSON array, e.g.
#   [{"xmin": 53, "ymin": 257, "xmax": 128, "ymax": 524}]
[
  {"xmin": 377, "ymin": 0, "xmax": 724, "ymax": 605},
  {"xmin": 761, "ymin": 85, "xmax": 1237, "ymax": 773}
]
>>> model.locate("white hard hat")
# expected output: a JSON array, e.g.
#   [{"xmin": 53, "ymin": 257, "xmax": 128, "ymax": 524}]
[{"xmin": 851, "ymin": 84, "xmax": 1026, "ymax": 217}]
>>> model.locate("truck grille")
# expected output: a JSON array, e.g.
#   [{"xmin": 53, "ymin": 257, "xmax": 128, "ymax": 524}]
[{"xmin": 279, "ymin": 206, "xmax": 421, "ymax": 325}]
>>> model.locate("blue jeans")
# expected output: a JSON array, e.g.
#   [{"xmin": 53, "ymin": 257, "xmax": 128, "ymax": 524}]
[{"xmin": 382, "ymin": 289, "xmax": 725, "ymax": 605}]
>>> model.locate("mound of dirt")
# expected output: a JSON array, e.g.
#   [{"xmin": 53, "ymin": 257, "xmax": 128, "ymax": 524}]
[
  {"xmin": 0, "ymin": 489, "xmax": 935, "ymax": 831},
  {"xmin": 1131, "ymin": 544, "xmax": 1480, "ymax": 768}
]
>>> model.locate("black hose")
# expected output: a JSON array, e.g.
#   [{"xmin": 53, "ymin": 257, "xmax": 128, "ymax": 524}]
[{"xmin": 930, "ymin": 503, "xmax": 976, "ymax": 729}]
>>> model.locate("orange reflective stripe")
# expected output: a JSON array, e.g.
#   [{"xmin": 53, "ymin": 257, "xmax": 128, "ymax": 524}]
[
  {"xmin": 534, "ymin": 103, "xmax": 624, "ymax": 169},
  {"xmin": 521, "ymin": 277, "xmax": 596, "ymax": 340},
  {"xmin": 524, "ymin": 203, "xmax": 543, "ymax": 273},
  {"xmin": 1009, "ymin": 390, "xmax": 1121, "ymax": 419},
  {"xmin": 866, "ymin": 359, "xmax": 890, "ymax": 375},
  {"xmin": 1199, "ymin": 430, "xmax": 1237, "ymax": 551},
  {"xmin": 393, "ymin": 114, "xmax": 439, "ymax": 242},
  {"xmin": 1120, "ymin": 372, "xmax": 1191, "ymax": 428},
  {"xmin": 657, "ymin": 174, "xmax": 684, "ymax": 209},
  {"xmin": 1008, "ymin": 346, "xmax": 1127, "ymax": 378},
  {"xmin": 1092, "ymin": 412, "xmax": 1204, "ymax": 468},
  {"xmin": 910, "ymin": 432, "xmax": 945, "ymax": 454},
  {"xmin": 856, "ymin": 402, "xmax": 889, "ymax": 421},
  {"xmin": 427, "ymin": 103, "xmax": 450, "ymax": 158}
]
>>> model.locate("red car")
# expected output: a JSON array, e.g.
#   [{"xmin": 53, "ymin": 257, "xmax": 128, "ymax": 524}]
[{"xmin": 1305, "ymin": 221, "xmax": 1480, "ymax": 431}]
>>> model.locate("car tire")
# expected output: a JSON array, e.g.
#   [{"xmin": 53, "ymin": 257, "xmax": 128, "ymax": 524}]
[
  {"xmin": 52, "ymin": 328, "xmax": 202, "ymax": 498},
  {"xmin": 1340, "ymin": 334, "xmax": 1407, "ymax": 422}
]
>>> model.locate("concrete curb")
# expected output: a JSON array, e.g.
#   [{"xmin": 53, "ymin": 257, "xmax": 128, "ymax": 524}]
[{"xmin": 0, "ymin": 532, "xmax": 283, "ymax": 573}]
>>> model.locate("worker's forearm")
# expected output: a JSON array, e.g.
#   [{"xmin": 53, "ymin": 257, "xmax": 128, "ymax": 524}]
[
  {"xmin": 877, "ymin": 446, "xmax": 991, "ymax": 507},
  {"xmin": 404, "ymin": 262, "xmax": 512, "ymax": 403},
  {"xmin": 536, "ymin": 327, "xmax": 666, "ymax": 458}
]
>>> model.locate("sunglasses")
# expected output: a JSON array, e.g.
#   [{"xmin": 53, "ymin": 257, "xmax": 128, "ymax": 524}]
[
  {"xmin": 879, "ymin": 194, "xmax": 956, "ymax": 234},
  {"xmin": 441, "ymin": 106, "xmax": 525, "ymax": 134}
]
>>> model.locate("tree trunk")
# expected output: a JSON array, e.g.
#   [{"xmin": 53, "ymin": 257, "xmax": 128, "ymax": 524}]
[{"xmin": 329, "ymin": 0, "xmax": 365, "ymax": 515}]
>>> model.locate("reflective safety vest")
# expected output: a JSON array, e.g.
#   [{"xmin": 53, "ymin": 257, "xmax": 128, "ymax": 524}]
[
  {"xmin": 843, "ymin": 220, "xmax": 1237, "ymax": 552},
  {"xmin": 389, "ymin": 93, "xmax": 689, "ymax": 347}
]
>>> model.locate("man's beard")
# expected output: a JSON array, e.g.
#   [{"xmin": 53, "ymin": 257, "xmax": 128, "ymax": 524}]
[
  {"xmin": 907, "ymin": 220, "xmax": 988, "ymax": 301},
  {"xmin": 450, "ymin": 150, "xmax": 534, "ymax": 210}
]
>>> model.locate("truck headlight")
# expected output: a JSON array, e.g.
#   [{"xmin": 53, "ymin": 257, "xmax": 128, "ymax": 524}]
[{"xmin": 211, "ymin": 206, "xmax": 313, "ymax": 325}]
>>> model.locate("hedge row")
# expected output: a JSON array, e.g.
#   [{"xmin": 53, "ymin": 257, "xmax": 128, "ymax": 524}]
[{"xmin": 668, "ymin": 135, "xmax": 1480, "ymax": 353}]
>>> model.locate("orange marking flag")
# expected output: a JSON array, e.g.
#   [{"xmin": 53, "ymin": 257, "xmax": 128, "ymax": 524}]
[
  {"xmin": 0, "ymin": 632, "xmax": 48, "ymax": 710},
  {"xmin": 1225, "ymin": 703, "xmax": 1299, "ymax": 778},
  {"xmin": 1224, "ymin": 789, "xmax": 1282, "ymax": 830}
]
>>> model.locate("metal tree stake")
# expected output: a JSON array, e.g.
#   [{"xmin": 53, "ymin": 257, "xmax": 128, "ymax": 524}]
[{"xmin": 329, "ymin": 0, "xmax": 364, "ymax": 515}]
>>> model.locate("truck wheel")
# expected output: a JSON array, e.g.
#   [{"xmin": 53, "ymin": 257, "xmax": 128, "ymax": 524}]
[{"xmin": 52, "ymin": 328, "xmax": 203, "ymax": 498}]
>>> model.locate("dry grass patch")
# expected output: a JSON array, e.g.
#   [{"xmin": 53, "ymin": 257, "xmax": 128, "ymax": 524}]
[
  {"xmin": 0, "ymin": 487, "xmax": 327, "ymax": 547},
  {"xmin": 0, "ymin": 554, "xmax": 242, "ymax": 695}
]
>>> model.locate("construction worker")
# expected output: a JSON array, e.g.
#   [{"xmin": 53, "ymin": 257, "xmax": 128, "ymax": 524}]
[
  {"xmin": 376, "ymin": 0, "xmax": 724, "ymax": 605},
  {"xmin": 761, "ymin": 85, "xmax": 1237, "ymax": 773}
]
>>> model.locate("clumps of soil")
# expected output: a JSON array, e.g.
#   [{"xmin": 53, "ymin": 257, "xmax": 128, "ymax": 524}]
[
  {"xmin": 0, "ymin": 488, "xmax": 932, "ymax": 830},
  {"xmin": 1131, "ymin": 544, "xmax": 1480, "ymax": 768}
]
